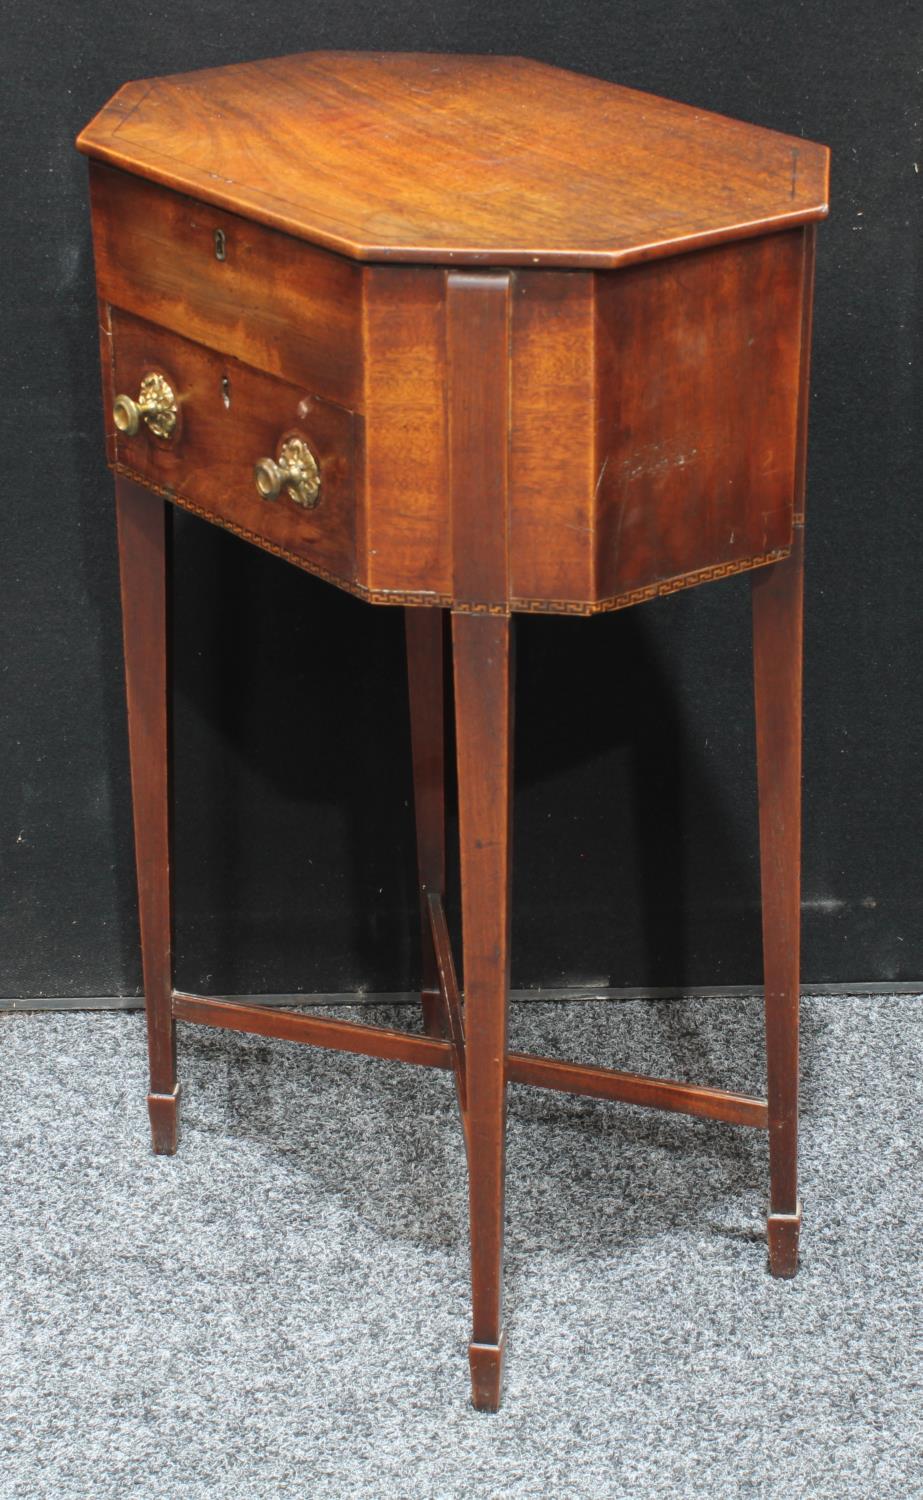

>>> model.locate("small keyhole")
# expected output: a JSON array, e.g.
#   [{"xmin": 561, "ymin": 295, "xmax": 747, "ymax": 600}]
[
  {"xmin": 221, "ymin": 376, "xmax": 231, "ymax": 408},
  {"xmin": 214, "ymin": 228, "xmax": 227, "ymax": 261}
]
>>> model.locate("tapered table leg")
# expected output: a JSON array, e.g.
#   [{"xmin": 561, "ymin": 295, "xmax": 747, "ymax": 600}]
[
  {"xmin": 405, "ymin": 607, "xmax": 446, "ymax": 1039},
  {"xmin": 752, "ymin": 527, "xmax": 804, "ymax": 1275},
  {"xmin": 115, "ymin": 476, "xmax": 178, "ymax": 1153},
  {"xmin": 452, "ymin": 611, "xmax": 514, "ymax": 1411}
]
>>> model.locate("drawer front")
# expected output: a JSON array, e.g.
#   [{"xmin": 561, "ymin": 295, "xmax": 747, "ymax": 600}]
[
  {"xmin": 90, "ymin": 163, "xmax": 363, "ymax": 410},
  {"xmin": 106, "ymin": 309, "xmax": 356, "ymax": 586}
]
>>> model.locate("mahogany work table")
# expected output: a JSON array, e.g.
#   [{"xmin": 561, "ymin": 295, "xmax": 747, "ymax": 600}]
[{"xmin": 77, "ymin": 52, "xmax": 829, "ymax": 1410}]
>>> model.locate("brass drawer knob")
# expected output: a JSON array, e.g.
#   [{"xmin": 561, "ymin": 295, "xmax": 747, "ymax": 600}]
[
  {"xmin": 254, "ymin": 436, "xmax": 321, "ymax": 509},
  {"xmin": 113, "ymin": 372, "xmax": 178, "ymax": 439}
]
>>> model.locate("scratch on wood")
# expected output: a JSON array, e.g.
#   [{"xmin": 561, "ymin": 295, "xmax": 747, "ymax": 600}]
[
  {"xmin": 618, "ymin": 443, "xmax": 700, "ymax": 483},
  {"xmin": 790, "ymin": 147, "xmax": 799, "ymax": 199}
]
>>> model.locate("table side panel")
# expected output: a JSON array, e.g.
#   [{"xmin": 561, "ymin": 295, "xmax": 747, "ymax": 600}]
[
  {"xmin": 90, "ymin": 178, "xmax": 810, "ymax": 615},
  {"xmin": 105, "ymin": 310, "xmax": 356, "ymax": 587},
  {"xmin": 89, "ymin": 163, "xmax": 363, "ymax": 411},
  {"xmin": 593, "ymin": 230, "xmax": 805, "ymax": 602},
  {"xmin": 508, "ymin": 272, "xmax": 597, "ymax": 606},
  {"xmin": 361, "ymin": 267, "xmax": 452, "ymax": 600}
]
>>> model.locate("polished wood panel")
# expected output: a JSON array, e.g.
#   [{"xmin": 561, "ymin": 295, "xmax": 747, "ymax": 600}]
[
  {"xmin": 77, "ymin": 53, "xmax": 828, "ymax": 268},
  {"xmin": 115, "ymin": 477, "xmax": 178, "ymax": 1153},
  {"xmin": 592, "ymin": 229, "xmax": 804, "ymax": 601},
  {"xmin": 91, "ymin": 197, "xmax": 815, "ymax": 615},
  {"xmin": 361, "ymin": 268, "xmax": 450, "ymax": 598},
  {"xmin": 509, "ymin": 271, "xmax": 597, "ymax": 605},
  {"xmin": 89, "ymin": 163, "xmax": 362, "ymax": 409},
  {"xmin": 508, "ymin": 233, "xmax": 807, "ymax": 611},
  {"xmin": 106, "ymin": 309, "xmax": 356, "ymax": 589}
]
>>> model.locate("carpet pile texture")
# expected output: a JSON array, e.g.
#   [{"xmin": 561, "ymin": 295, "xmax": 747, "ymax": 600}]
[{"xmin": 1, "ymin": 995, "xmax": 920, "ymax": 1498}]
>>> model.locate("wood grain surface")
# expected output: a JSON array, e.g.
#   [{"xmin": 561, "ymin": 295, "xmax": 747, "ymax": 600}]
[
  {"xmin": 89, "ymin": 163, "xmax": 363, "ymax": 409},
  {"xmin": 77, "ymin": 52, "xmax": 828, "ymax": 268},
  {"xmin": 172, "ymin": 993, "xmax": 454, "ymax": 1070},
  {"xmin": 753, "ymin": 528, "xmax": 805, "ymax": 1276},
  {"xmin": 591, "ymin": 228, "xmax": 805, "ymax": 600},
  {"xmin": 447, "ymin": 272, "xmax": 511, "ymax": 607},
  {"xmin": 453, "ymin": 611, "xmax": 515, "ymax": 1412},
  {"xmin": 114, "ymin": 477, "xmax": 179, "ymax": 1154}
]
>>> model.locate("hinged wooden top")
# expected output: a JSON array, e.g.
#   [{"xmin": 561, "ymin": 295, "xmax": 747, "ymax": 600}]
[{"xmin": 77, "ymin": 51, "xmax": 829, "ymax": 269}]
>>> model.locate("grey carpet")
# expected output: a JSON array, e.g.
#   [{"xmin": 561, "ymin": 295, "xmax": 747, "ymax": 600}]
[{"xmin": 1, "ymin": 995, "xmax": 920, "ymax": 1499}]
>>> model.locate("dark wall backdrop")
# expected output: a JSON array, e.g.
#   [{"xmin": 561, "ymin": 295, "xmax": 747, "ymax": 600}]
[{"xmin": 2, "ymin": 1, "xmax": 920, "ymax": 999}]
